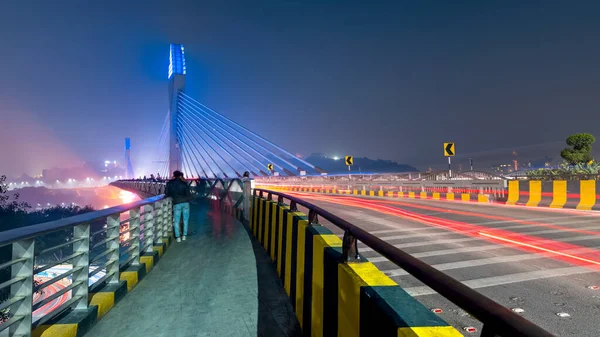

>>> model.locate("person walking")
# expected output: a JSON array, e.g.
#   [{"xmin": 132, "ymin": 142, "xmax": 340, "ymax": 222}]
[{"xmin": 165, "ymin": 170, "xmax": 192, "ymax": 242}]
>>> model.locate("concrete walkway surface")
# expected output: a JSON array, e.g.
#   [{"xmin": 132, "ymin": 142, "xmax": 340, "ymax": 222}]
[{"xmin": 87, "ymin": 202, "xmax": 301, "ymax": 337}]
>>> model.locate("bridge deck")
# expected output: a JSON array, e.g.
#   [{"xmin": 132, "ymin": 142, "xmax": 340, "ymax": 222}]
[{"xmin": 86, "ymin": 203, "xmax": 300, "ymax": 337}]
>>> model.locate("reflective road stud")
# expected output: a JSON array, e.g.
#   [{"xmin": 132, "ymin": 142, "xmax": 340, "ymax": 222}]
[{"xmin": 463, "ymin": 327, "xmax": 477, "ymax": 333}]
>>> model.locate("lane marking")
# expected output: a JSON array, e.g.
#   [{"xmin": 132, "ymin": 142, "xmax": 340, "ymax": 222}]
[
  {"xmin": 335, "ymin": 217, "xmax": 600, "ymax": 240},
  {"xmin": 367, "ymin": 193, "xmax": 600, "ymax": 216},
  {"xmin": 480, "ymin": 232, "xmax": 600, "ymax": 266},
  {"xmin": 360, "ymin": 237, "xmax": 479, "ymax": 252},
  {"xmin": 361, "ymin": 229, "xmax": 600, "ymax": 253},
  {"xmin": 369, "ymin": 230, "xmax": 460, "ymax": 241},
  {"xmin": 369, "ymin": 224, "xmax": 600, "ymax": 244},
  {"xmin": 381, "ymin": 245, "xmax": 600, "ymax": 277},
  {"xmin": 367, "ymin": 245, "xmax": 510, "ymax": 262},
  {"xmin": 366, "ymin": 235, "xmax": 600, "ymax": 261},
  {"xmin": 336, "ymin": 226, "xmax": 446, "ymax": 237},
  {"xmin": 403, "ymin": 266, "xmax": 598, "ymax": 297}
]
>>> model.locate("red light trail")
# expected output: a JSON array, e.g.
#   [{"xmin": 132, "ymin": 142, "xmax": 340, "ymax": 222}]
[{"xmin": 288, "ymin": 192, "xmax": 600, "ymax": 269}]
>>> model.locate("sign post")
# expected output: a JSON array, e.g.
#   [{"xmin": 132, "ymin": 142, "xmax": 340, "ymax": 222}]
[
  {"xmin": 443, "ymin": 143, "xmax": 455, "ymax": 178},
  {"xmin": 345, "ymin": 156, "xmax": 353, "ymax": 179},
  {"xmin": 267, "ymin": 163, "xmax": 273, "ymax": 175}
]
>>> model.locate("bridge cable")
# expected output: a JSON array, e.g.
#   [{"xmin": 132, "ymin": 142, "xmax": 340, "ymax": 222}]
[
  {"xmin": 178, "ymin": 107, "xmax": 242, "ymax": 178},
  {"xmin": 178, "ymin": 103, "xmax": 265, "ymax": 176},
  {"xmin": 176, "ymin": 121, "xmax": 223, "ymax": 178},
  {"xmin": 177, "ymin": 128, "xmax": 203, "ymax": 179},
  {"xmin": 179, "ymin": 140, "xmax": 200, "ymax": 179},
  {"xmin": 180, "ymin": 139, "xmax": 204, "ymax": 179},
  {"xmin": 178, "ymin": 128, "xmax": 210, "ymax": 179},
  {"xmin": 181, "ymin": 100, "xmax": 283, "ymax": 175},
  {"xmin": 178, "ymin": 100, "xmax": 268, "ymax": 176},
  {"xmin": 181, "ymin": 149, "xmax": 194, "ymax": 179},
  {"xmin": 180, "ymin": 104, "xmax": 253, "ymax": 176},
  {"xmin": 180, "ymin": 94, "xmax": 297, "ymax": 174},
  {"xmin": 179, "ymin": 107, "xmax": 265, "ymax": 177},
  {"xmin": 178, "ymin": 113, "xmax": 231, "ymax": 178},
  {"xmin": 176, "ymin": 124, "xmax": 216, "ymax": 178},
  {"xmin": 179, "ymin": 96, "xmax": 294, "ymax": 175},
  {"xmin": 179, "ymin": 125, "xmax": 210, "ymax": 179},
  {"xmin": 159, "ymin": 150, "xmax": 170, "ymax": 179},
  {"xmin": 180, "ymin": 92, "xmax": 319, "ymax": 172}
]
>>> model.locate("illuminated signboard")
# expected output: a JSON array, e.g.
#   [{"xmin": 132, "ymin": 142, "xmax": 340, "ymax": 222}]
[{"xmin": 168, "ymin": 44, "xmax": 186, "ymax": 79}]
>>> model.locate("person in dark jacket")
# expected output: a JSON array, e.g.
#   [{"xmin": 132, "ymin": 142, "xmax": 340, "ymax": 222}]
[{"xmin": 165, "ymin": 170, "xmax": 192, "ymax": 242}]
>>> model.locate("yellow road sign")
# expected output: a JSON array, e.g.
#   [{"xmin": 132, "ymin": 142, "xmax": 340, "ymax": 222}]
[
  {"xmin": 345, "ymin": 156, "xmax": 354, "ymax": 166},
  {"xmin": 444, "ymin": 143, "xmax": 455, "ymax": 157},
  {"xmin": 267, "ymin": 163, "xmax": 274, "ymax": 171}
]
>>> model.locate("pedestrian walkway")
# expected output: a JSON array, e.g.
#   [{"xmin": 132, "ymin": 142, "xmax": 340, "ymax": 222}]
[{"xmin": 87, "ymin": 202, "xmax": 301, "ymax": 337}]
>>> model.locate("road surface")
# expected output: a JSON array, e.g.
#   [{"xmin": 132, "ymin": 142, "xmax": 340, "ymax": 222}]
[
  {"xmin": 289, "ymin": 192, "xmax": 600, "ymax": 337},
  {"xmin": 32, "ymin": 282, "xmax": 70, "ymax": 323}
]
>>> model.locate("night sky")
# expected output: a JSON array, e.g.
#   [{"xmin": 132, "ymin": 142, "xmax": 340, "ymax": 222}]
[{"xmin": 1, "ymin": 0, "xmax": 599, "ymax": 177}]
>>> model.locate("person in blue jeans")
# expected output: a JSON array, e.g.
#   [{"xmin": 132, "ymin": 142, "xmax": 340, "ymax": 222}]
[{"xmin": 165, "ymin": 170, "xmax": 192, "ymax": 242}]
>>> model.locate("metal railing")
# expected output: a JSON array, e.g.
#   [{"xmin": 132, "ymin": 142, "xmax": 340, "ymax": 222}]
[
  {"xmin": 0, "ymin": 195, "xmax": 172, "ymax": 337},
  {"xmin": 255, "ymin": 179, "xmax": 508, "ymax": 202},
  {"xmin": 254, "ymin": 188, "xmax": 554, "ymax": 337},
  {"xmin": 253, "ymin": 170, "xmax": 505, "ymax": 182},
  {"xmin": 112, "ymin": 178, "xmax": 250, "ymax": 218}
]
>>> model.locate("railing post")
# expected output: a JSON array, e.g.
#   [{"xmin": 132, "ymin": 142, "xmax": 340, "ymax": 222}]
[
  {"xmin": 163, "ymin": 199, "xmax": 173, "ymax": 239},
  {"xmin": 9, "ymin": 239, "xmax": 34, "ymax": 337},
  {"xmin": 106, "ymin": 214, "xmax": 121, "ymax": 284},
  {"xmin": 142, "ymin": 204, "xmax": 154, "ymax": 254},
  {"xmin": 72, "ymin": 223, "xmax": 90, "ymax": 309},
  {"xmin": 342, "ymin": 231, "xmax": 360, "ymax": 262},
  {"xmin": 243, "ymin": 179, "xmax": 251, "ymax": 222},
  {"xmin": 153, "ymin": 200, "xmax": 164, "ymax": 247},
  {"xmin": 129, "ymin": 208, "xmax": 141, "ymax": 266}
]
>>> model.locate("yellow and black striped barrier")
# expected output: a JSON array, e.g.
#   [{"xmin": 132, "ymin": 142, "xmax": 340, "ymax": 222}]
[
  {"xmin": 248, "ymin": 195, "xmax": 462, "ymax": 336},
  {"xmin": 257, "ymin": 185, "xmax": 493, "ymax": 205},
  {"xmin": 506, "ymin": 180, "xmax": 599, "ymax": 210}
]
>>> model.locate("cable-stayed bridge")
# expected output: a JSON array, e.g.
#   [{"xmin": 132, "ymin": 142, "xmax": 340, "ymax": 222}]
[{"xmin": 150, "ymin": 44, "xmax": 324, "ymax": 179}]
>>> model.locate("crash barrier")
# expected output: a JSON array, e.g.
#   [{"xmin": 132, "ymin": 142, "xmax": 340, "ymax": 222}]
[
  {"xmin": 0, "ymin": 196, "xmax": 174, "ymax": 337},
  {"xmin": 246, "ymin": 189, "xmax": 553, "ymax": 337},
  {"xmin": 506, "ymin": 180, "xmax": 600, "ymax": 210},
  {"xmin": 258, "ymin": 180, "xmax": 508, "ymax": 204}
]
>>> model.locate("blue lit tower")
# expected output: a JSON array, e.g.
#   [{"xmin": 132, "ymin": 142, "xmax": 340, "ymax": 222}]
[
  {"xmin": 124, "ymin": 138, "xmax": 135, "ymax": 179},
  {"xmin": 168, "ymin": 44, "xmax": 186, "ymax": 175}
]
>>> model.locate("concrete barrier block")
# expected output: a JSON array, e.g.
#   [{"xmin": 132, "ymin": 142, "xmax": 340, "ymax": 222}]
[
  {"xmin": 32, "ymin": 307, "xmax": 98, "ymax": 337},
  {"xmin": 577, "ymin": 180, "xmax": 596, "ymax": 210}
]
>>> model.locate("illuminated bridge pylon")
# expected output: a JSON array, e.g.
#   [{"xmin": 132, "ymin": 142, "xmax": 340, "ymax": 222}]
[{"xmin": 153, "ymin": 43, "xmax": 325, "ymax": 179}]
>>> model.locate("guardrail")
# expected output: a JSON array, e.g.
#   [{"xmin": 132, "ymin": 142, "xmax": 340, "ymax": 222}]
[
  {"xmin": 112, "ymin": 178, "xmax": 251, "ymax": 220},
  {"xmin": 0, "ymin": 195, "xmax": 172, "ymax": 337},
  {"xmin": 254, "ymin": 188, "xmax": 554, "ymax": 337},
  {"xmin": 257, "ymin": 179, "xmax": 508, "ymax": 203},
  {"xmin": 254, "ymin": 170, "xmax": 505, "ymax": 182}
]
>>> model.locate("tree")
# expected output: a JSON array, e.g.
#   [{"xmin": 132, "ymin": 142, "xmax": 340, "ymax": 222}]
[{"xmin": 560, "ymin": 133, "xmax": 595, "ymax": 165}]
